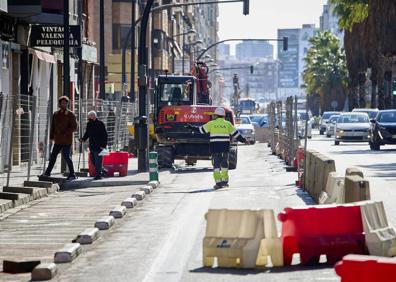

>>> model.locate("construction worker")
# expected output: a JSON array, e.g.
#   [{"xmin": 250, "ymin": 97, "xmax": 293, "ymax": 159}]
[{"xmin": 187, "ymin": 107, "xmax": 248, "ymax": 189}]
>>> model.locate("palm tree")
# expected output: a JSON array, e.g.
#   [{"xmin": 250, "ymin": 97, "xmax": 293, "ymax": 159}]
[
  {"xmin": 331, "ymin": 0, "xmax": 369, "ymax": 108},
  {"xmin": 303, "ymin": 31, "xmax": 348, "ymax": 111},
  {"xmin": 332, "ymin": 0, "xmax": 396, "ymax": 109}
]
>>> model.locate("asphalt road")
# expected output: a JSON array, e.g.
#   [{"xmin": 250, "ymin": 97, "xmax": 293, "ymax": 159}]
[
  {"xmin": 55, "ymin": 143, "xmax": 339, "ymax": 282},
  {"xmin": 307, "ymin": 129, "xmax": 396, "ymax": 226}
]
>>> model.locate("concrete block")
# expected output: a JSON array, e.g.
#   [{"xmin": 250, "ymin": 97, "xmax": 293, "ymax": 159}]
[
  {"xmin": 0, "ymin": 199, "xmax": 13, "ymax": 213},
  {"xmin": 47, "ymin": 183, "xmax": 60, "ymax": 194},
  {"xmin": 24, "ymin": 180, "xmax": 53, "ymax": 188},
  {"xmin": 345, "ymin": 167, "xmax": 364, "ymax": 178},
  {"xmin": 344, "ymin": 175, "xmax": 370, "ymax": 203},
  {"xmin": 25, "ymin": 181, "xmax": 60, "ymax": 194},
  {"xmin": 54, "ymin": 243, "xmax": 82, "ymax": 263},
  {"xmin": 0, "ymin": 191, "xmax": 20, "ymax": 200},
  {"xmin": 13, "ymin": 193, "xmax": 33, "ymax": 206},
  {"xmin": 122, "ymin": 197, "xmax": 138, "ymax": 208},
  {"xmin": 140, "ymin": 185, "xmax": 153, "ymax": 194},
  {"xmin": 3, "ymin": 186, "xmax": 47, "ymax": 200},
  {"xmin": 3, "ymin": 260, "xmax": 41, "ymax": 273},
  {"xmin": 37, "ymin": 175, "xmax": 65, "ymax": 185},
  {"xmin": 76, "ymin": 228, "xmax": 100, "ymax": 244},
  {"xmin": 109, "ymin": 206, "xmax": 127, "ymax": 218},
  {"xmin": 132, "ymin": 191, "xmax": 145, "ymax": 201},
  {"xmin": 95, "ymin": 216, "xmax": 115, "ymax": 230},
  {"xmin": 148, "ymin": 181, "xmax": 160, "ymax": 189},
  {"xmin": 31, "ymin": 263, "xmax": 57, "ymax": 281}
]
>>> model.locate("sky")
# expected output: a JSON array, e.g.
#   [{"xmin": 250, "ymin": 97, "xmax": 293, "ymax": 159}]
[{"xmin": 218, "ymin": 0, "xmax": 328, "ymax": 54}]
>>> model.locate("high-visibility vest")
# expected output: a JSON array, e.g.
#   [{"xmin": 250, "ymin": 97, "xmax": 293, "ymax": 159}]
[{"xmin": 199, "ymin": 117, "xmax": 241, "ymax": 145}]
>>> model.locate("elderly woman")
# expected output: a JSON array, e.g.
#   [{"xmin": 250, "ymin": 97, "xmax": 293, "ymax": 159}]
[{"xmin": 81, "ymin": 111, "xmax": 108, "ymax": 180}]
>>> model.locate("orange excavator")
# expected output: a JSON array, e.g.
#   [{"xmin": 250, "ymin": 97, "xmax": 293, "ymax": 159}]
[{"xmin": 153, "ymin": 62, "xmax": 238, "ymax": 168}]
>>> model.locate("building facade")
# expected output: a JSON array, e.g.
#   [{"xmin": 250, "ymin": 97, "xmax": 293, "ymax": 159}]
[
  {"xmin": 235, "ymin": 41, "xmax": 273, "ymax": 61},
  {"xmin": 277, "ymin": 25, "xmax": 318, "ymax": 99},
  {"xmin": 320, "ymin": 1, "xmax": 344, "ymax": 45}
]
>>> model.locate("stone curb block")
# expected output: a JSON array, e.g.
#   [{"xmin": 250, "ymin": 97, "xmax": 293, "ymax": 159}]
[
  {"xmin": 109, "ymin": 206, "xmax": 127, "ymax": 218},
  {"xmin": 0, "ymin": 199, "xmax": 13, "ymax": 213},
  {"xmin": 0, "ymin": 192, "xmax": 20, "ymax": 201},
  {"xmin": 31, "ymin": 263, "xmax": 58, "ymax": 281},
  {"xmin": 147, "ymin": 181, "xmax": 160, "ymax": 189},
  {"xmin": 95, "ymin": 216, "xmax": 115, "ymax": 230},
  {"xmin": 3, "ymin": 186, "xmax": 48, "ymax": 200},
  {"xmin": 122, "ymin": 197, "xmax": 138, "ymax": 208},
  {"xmin": 54, "ymin": 243, "xmax": 82, "ymax": 263},
  {"xmin": 140, "ymin": 185, "xmax": 153, "ymax": 194},
  {"xmin": 132, "ymin": 191, "xmax": 145, "ymax": 201},
  {"xmin": 76, "ymin": 228, "xmax": 100, "ymax": 244},
  {"xmin": 24, "ymin": 180, "xmax": 52, "ymax": 188},
  {"xmin": 3, "ymin": 260, "xmax": 40, "ymax": 273}
]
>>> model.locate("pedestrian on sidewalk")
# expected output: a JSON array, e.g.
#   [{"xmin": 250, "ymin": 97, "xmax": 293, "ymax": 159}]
[
  {"xmin": 80, "ymin": 111, "xmax": 108, "ymax": 180},
  {"xmin": 42, "ymin": 96, "xmax": 78, "ymax": 180},
  {"xmin": 187, "ymin": 107, "xmax": 248, "ymax": 189}
]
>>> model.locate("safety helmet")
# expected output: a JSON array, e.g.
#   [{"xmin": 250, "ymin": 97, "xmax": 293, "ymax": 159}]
[
  {"xmin": 214, "ymin": 107, "xmax": 225, "ymax": 117},
  {"xmin": 58, "ymin": 96, "xmax": 69, "ymax": 103}
]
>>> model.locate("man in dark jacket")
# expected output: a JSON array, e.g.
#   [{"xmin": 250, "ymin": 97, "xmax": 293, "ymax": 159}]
[
  {"xmin": 81, "ymin": 111, "xmax": 108, "ymax": 180},
  {"xmin": 42, "ymin": 96, "xmax": 77, "ymax": 180}
]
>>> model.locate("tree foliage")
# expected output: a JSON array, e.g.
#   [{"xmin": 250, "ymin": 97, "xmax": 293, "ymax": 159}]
[
  {"xmin": 331, "ymin": 0, "xmax": 369, "ymax": 31},
  {"xmin": 303, "ymin": 31, "xmax": 348, "ymax": 110}
]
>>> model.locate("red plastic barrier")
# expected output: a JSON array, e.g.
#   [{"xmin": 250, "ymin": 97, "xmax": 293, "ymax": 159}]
[
  {"xmin": 89, "ymin": 151, "xmax": 129, "ymax": 177},
  {"xmin": 295, "ymin": 147, "xmax": 304, "ymax": 187},
  {"xmin": 335, "ymin": 255, "xmax": 396, "ymax": 282},
  {"xmin": 278, "ymin": 205, "xmax": 367, "ymax": 265}
]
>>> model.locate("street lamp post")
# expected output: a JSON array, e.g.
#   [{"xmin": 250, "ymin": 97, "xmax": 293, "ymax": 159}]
[
  {"xmin": 136, "ymin": 0, "xmax": 154, "ymax": 172},
  {"xmin": 63, "ymin": 0, "xmax": 70, "ymax": 98},
  {"xmin": 99, "ymin": 0, "xmax": 105, "ymax": 99},
  {"xmin": 134, "ymin": 0, "xmax": 245, "ymax": 171}
]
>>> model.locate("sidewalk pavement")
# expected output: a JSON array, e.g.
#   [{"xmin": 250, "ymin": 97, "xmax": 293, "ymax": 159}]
[{"xmin": 0, "ymin": 166, "xmax": 163, "ymax": 281}]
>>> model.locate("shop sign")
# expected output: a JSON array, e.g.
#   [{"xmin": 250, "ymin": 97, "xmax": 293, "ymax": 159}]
[{"xmin": 30, "ymin": 25, "xmax": 81, "ymax": 47}]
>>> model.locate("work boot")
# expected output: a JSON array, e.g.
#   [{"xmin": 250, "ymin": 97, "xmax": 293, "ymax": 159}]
[
  {"xmin": 93, "ymin": 175, "xmax": 102, "ymax": 180},
  {"xmin": 213, "ymin": 183, "xmax": 224, "ymax": 190}
]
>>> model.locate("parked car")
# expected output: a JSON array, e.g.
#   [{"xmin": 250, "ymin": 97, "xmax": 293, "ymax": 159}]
[
  {"xmin": 320, "ymin": 111, "xmax": 341, "ymax": 135},
  {"xmin": 249, "ymin": 114, "xmax": 268, "ymax": 128},
  {"xmin": 352, "ymin": 108, "xmax": 379, "ymax": 119},
  {"xmin": 369, "ymin": 109, "xmax": 396, "ymax": 150},
  {"xmin": 334, "ymin": 112, "xmax": 371, "ymax": 145},
  {"xmin": 297, "ymin": 111, "xmax": 313, "ymax": 139},
  {"xmin": 325, "ymin": 114, "xmax": 340, "ymax": 137},
  {"xmin": 235, "ymin": 115, "xmax": 256, "ymax": 144}
]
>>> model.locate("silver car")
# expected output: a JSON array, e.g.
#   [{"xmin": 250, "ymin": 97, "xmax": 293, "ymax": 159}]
[
  {"xmin": 334, "ymin": 113, "xmax": 371, "ymax": 145},
  {"xmin": 325, "ymin": 115, "xmax": 340, "ymax": 137}
]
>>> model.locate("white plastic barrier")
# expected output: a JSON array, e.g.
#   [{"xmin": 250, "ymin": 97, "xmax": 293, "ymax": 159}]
[
  {"xmin": 360, "ymin": 201, "xmax": 396, "ymax": 257},
  {"xmin": 203, "ymin": 209, "xmax": 283, "ymax": 268}
]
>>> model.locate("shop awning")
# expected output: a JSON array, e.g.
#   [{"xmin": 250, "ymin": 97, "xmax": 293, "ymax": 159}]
[{"xmin": 32, "ymin": 49, "xmax": 56, "ymax": 64}]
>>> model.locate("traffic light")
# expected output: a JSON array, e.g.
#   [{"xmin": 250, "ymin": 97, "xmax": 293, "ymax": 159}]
[
  {"xmin": 283, "ymin": 37, "xmax": 288, "ymax": 51},
  {"xmin": 243, "ymin": 0, "xmax": 249, "ymax": 15},
  {"xmin": 393, "ymin": 79, "xmax": 396, "ymax": 96},
  {"xmin": 250, "ymin": 65, "xmax": 254, "ymax": 74}
]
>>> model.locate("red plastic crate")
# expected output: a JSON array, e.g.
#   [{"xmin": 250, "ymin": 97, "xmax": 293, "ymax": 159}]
[
  {"xmin": 88, "ymin": 151, "xmax": 129, "ymax": 177},
  {"xmin": 278, "ymin": 205, "xmax": 367, "ymax": 265}
]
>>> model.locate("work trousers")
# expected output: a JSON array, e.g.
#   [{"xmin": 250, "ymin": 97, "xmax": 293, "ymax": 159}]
[
  {"xmin": 45, "ymin": 144, "xmax": 75, "ymax": 175},
  {"xmin": 212, "ymin": 152, "xmax": 229, "ymax": 184},
  {"xmin": 90, "ymin": 150, "xmax": 103, "ymax": 177}
]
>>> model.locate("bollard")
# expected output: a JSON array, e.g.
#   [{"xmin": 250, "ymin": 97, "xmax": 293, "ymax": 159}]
[{"xmin": 149, "ymin": 151, "xmax": 159, "ymax": 181}]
